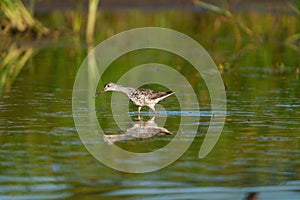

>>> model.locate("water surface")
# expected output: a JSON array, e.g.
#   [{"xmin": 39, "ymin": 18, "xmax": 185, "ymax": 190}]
[{"xmin": 1, "ymin": 8, "xmax": 300, "ymax": 200}]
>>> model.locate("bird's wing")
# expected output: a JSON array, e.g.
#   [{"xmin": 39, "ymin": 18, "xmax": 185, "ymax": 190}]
[
  {"xmin": 131, "ymin": 88, "xmax": 174, "ymax": 103},
  {"xmin": 141, "ymin": 89, "xmax": 174, "ymax": 100}
]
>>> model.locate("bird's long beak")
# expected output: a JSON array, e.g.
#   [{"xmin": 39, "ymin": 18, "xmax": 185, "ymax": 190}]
[{"xmin": 93, "ymin": 89, "xmax": 105, "ymax": 98}]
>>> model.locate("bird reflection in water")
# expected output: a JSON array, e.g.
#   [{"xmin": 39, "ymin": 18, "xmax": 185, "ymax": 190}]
[
  {"xmin": 245, "ymin": 192, "xmax": 260, "ymax": 200},
  {"xmin": 103, "ymin": 116, "xmax": 173, "ymax": 144}
]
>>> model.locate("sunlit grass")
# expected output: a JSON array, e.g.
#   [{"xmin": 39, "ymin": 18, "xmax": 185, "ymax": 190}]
[
  {"xmin": 0, "ymin": 0, "xmax": 48, "ymax": 35},
  {"xmin": 86, "ymin": 0, "xmax": 100, "ymax": 44}
]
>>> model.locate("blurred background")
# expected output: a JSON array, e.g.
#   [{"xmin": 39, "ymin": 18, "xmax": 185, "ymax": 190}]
[{"xmin": 0, "ymin": 0, "xmax": 300, "ymax": 199}]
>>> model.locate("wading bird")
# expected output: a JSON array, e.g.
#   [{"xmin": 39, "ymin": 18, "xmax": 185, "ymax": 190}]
[{"xmin": 95, "ymin": 82, "xmax": 174, "ymax": 118}]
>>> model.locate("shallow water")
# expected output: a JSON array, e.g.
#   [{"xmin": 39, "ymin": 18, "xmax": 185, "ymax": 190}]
[{"xmin": 1, "ymin": 8, "xmax": 300, "ymax": 200}]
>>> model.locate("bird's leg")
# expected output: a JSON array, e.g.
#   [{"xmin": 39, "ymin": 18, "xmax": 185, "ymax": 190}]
[
  {"xmin": 138, "ymin": 106, "xmax": 141, "ymax": 119},
  {"xmin": 153, "ymin": 108, "xmax": 157, "ymax": 114},
  {"xmin": 150, "ymin": 105, "xmax": 157, "ymax": 116},
  {"xmin": 153, "ymin": 109, "xmax": 157, "ymax": 116}
]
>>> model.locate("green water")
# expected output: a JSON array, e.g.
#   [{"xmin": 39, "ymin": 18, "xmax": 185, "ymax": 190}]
[{"xmin": 1, "ymin": 9, "xmax": 300, "ymax": 200}]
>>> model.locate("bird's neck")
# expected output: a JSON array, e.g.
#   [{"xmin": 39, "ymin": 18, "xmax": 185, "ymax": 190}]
[{"xmin": 115, "ymin": 85, "xmax": 135, "ymax": 96}]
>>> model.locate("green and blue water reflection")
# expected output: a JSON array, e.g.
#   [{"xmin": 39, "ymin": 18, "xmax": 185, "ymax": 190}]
[{"xmin": 1, "ymin": 9, "xmax": 300, "ymax": 200}]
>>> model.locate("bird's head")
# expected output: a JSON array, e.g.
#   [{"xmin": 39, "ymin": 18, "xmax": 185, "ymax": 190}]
[
  {"xmin": 103, "ymin": 82, "xmax": 118, "ymax": 92},
  {"xmin": 94, "ymin": 82, "xmax": 118, "ymax": 97}
]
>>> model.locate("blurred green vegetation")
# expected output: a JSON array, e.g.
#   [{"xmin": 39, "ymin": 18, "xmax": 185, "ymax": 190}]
[
  {"xmin": 0, "ymin": 0, "xmax": 48, "ymax": 35},
  {"xmin": 193, "ymin": 0, "xmax": 300, "ymax": 68},
  {"xmin": 0, "ymin": 1, "xmax": 300, "ymax": 94}
]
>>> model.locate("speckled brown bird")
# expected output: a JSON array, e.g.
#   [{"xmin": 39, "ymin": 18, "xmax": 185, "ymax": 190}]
[{"xmin": 95, "ymin": 82, "xmax": 174, "ymax": 118}]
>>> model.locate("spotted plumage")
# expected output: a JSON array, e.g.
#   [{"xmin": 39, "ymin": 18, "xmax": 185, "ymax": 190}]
[{"xmin": 95, "ymin": 82, "xmax": 174, "ymax": 118}]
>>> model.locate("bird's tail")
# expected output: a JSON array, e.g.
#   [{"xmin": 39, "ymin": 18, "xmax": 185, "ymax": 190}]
[
  {"xmin": 155, "ymin": 91, "xmax": 174, "ymax": 103},
  {"xmin": 166, "ymin": 91, "xmax": 174, "ymax": 95}
]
